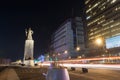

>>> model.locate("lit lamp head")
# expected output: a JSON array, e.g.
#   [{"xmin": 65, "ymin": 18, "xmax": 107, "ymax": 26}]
[
  {"xmin": 47, "ymin": 55, "xmax": 49, "ymax": 58},
  {"xmin": 53, "ymin": 54, "xmax": 55, "ymax": 57},
  {"xmin": 58, "ymin": 53, "xmax": 60, "ymax": 56},
  {"xmin": 95, "ymin": 38, "xmax": 103, "ymax": 46},
  {"xmin": 76, "ymin": 47, "xmax": 80, "ymax": 51},
  {"xmin": 64, "ymin": 50, "xmax": 68, "ymax": 54}
]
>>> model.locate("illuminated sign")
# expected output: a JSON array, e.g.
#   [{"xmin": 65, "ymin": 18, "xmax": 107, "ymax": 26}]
[{"xmin": 105, "ymin": 35, "xmax": 120, "ymax": 49}]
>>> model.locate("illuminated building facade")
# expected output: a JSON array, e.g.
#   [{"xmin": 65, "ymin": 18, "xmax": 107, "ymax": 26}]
[
  {"xmin": 85, "ymin": 0, "xmax": 120, "ymax": 56},
  {"xmin": 85, "ymin": 0, "xmax": 120, "ymax": 46},
  {"xmin": 50, "ymin": 17, "xmax": 84, "ymax": 59}
]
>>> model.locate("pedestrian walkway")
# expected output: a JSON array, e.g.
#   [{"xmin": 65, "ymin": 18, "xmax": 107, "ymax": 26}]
[
  {"xmin": 0, "ymin": 68, "xmax": 20, "ymax": 80},
  {"xmin": 0, "ymin": 67, "xmax": 48, "ymax": 80},
  {"xmin": 14, "ymin": 67, "xmax": 47, "ymax": 80}
]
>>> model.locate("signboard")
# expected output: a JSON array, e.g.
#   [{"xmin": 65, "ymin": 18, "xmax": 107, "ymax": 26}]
[{"xmin": 105, "ymin": 35, "xmax": 120, "ymax": 49}]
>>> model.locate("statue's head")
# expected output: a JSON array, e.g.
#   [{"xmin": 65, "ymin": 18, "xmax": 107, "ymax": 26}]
[{"xmin": 29, "ymin": 27, "xmax": 31, "ymax": 30}]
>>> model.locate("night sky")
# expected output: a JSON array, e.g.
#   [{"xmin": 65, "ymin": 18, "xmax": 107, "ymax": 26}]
[{"xmin": 0, "ymin": 0, "xmax": 84, "ymax": 61}]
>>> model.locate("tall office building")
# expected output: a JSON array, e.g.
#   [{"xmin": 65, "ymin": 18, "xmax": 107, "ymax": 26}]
[
  {"xmin": 85, "ymin": 0, "xmax": 120, "ymax": 55},
  {"xmin": 50, "ymin": 17, "xmax": 84, "ymax": 59}
]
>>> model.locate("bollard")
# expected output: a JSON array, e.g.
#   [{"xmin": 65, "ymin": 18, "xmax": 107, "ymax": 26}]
[{"xmin": 46, "ymin": 68, "xmax": 70, "ymax": 80}]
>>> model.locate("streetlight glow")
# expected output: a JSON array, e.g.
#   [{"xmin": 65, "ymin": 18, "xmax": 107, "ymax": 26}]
[
  {"xmin": 76, "ymin": 47, "xmax": 80, "ymax": 51},
  {"xmin": 64, "ymin": 50, "xmax": 68, "ymax": 54},
  {"xmin": 58, "ymin": 53, "xmax": 60, "ymax": 56},
  {"xmin": 95, "ymin": 38, "xmax": 103, "ymax": 45}
]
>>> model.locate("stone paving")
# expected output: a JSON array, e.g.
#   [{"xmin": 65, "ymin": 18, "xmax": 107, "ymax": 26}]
[
  {"xmin": 0, "ymin": 66, "xmax": 47, "ymax": 80},
  {"xmin": 14, "ymin": 67, "xmax": 47, "ymax": 80},
  {"xmin": 1, "ymin": 66, "xmax": 120, "ymax": 80},
  {"xmin": 0, "ymin": 68, "xmax": 19, "ymax": 80}
]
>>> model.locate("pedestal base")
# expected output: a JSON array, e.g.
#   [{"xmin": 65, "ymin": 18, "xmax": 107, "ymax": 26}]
[{"xmin": 24, "ymin": 60, "xmax": 34, "ymax": 66}]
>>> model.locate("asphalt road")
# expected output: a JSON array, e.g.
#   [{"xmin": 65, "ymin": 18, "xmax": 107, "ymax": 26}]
[
  {"xmin": 0, "ymin": 66, "xmax": 120, "ymax": 80},
  {"xmin": 69, "ymin": 68, "xmax": 120, "ymax": 80}
]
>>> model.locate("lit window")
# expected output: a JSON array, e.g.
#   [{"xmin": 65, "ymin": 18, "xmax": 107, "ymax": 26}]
[
  {"xmin": 86, "ymin": 2, "xmax": 100, "ymax": 13},
  {"xmin": 86, "ymin": 16, "xmax": 91, "ymax": 20},
  {"xmin": 85, "ymin": 0, "xmax": 90, "ymax": 4},
  {"xmin": 89, "ymin": 32, "xmax": 94, "ymax": 36},
  {"xmin": 103, "ymin": 26, "xmax": 109, "ymax": 30},
  {"xmin": 101, "ymin": 6, "xmax": 106, "ymax": 10},
  {"xmin": 64, "ymin": 50, "xmax": 68, "ymax": 54},
  {"xmin": 115, "ymin": 7, "xmax": 120, "ymax": 11},
  {"xmin": 89, "ymin": 36, "xmax": 94, "ymax": 40},
  {"xmin": 110, "ymin": 22, "xmax": 120, "ymax": 27},
  {"xmin": 102, "ymin": 20, "xmax": 114, "ymax": 26},
  {"xmin": 89, "ymin": 5, "xmax": 91, "ymax": 8},
  {"xmin": 111, "ymin": 0, "xmax": 116, "ymax": 4},
  {"xmin": 93, "ymin": 12, "xmax": 96, "ymax": 15},
  {"xmin": 107, "ymin": 0, "xmax": 110, "ymax": 2},
  {"xmin": 113, "ymin": 33, "xmax": 120, "ymax": 36},
  {"xmin": 98, "ymin": 19, "xmax": 105, "ymax": 24},
  {"xmin": 87, "ymin": 15, "xmax": 105, "ymax": 26}
]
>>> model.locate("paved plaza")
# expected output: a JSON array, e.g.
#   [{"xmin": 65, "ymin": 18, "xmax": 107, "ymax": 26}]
[
  {"xmin": 0, "ymin": 66, "xmax": 47, "ymax": 80},
  {"xmin": 0, "ymin": 66, "xmax": 120, "ymax": 80}
]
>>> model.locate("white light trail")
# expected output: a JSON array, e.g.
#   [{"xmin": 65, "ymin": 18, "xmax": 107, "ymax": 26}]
[
  {"xmin": 41, "ymin": 62, "xmax": 120, "ymax": 70},
  {"xmin": 41, "ymin": 56, "xmax": 120, "ymax": 70}
]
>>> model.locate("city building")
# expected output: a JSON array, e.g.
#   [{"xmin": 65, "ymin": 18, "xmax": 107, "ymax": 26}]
[
  {"xmin": 50, "ymin": 17, "xmax": 85, "ymax": 60},
  {"xmin": 85, "ymin": 0, "xmax": 120, "ymax": 56},
  {"xmin": 0, "ymin": 58, "xmax": 11, "ymax": 65}
]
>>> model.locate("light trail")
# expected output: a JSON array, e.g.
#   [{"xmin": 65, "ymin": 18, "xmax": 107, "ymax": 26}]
[
  {"xmin": 39, "ymin": 56, "xmax": 120, "ymax": 70},
  {"xmin": 42, "ymin": 56, "xmax": 120, "ymax": 64},
  {"xmin": 59, "ymin": 64, "xmax": 120, "ymax": 69},
  {"xmin": 57, "ymin": 56, "xmax": 120, "ymax": 63},
  {"xmin": 41, "ymin": 63, "xmax": 120, "ymax": 70}
]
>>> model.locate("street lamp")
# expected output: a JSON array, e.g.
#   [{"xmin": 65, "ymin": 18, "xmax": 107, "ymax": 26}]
[
  {"xmin": 76, "ymin": 47, "xmax": 80, "ymax": 51},
  {"xmin": 76, "ymin": 46, "xmax": 81, "ymax": 58},
  {"xmin": 63, "ymin": 50, "xmax": 68, "ymax": 59},
  {"xmin": 64, "ymin": 50, "xmax": 68, "ymax": 54},
  {"xmin": 57, "ymin": 53, "xmax": 61, "ymax": 60},
  {"xmin": 95, "ymin": 37, "xmax": 108, "ymax": 56},
  {"xmin": 95, "ymin": 38, "xmax": 103, "ymax": 46},
  {"xmin": 58, "ymin": 53, "xmax": 60, "ymax": 56}
]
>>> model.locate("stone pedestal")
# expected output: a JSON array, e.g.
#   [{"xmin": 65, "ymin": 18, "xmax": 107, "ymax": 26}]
[{"xmin": 24, "ymin": 60, "xmax": 34, "ymax": 66}]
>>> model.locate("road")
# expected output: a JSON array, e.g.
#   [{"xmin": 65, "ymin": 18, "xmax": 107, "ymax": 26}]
[
  {"xmin": 0, "ymin": 66, "xmax": 120, "ymax": 80},
  {"xmin": 69, "ymin": 68, "xmax": 120, "ymax": 80}
]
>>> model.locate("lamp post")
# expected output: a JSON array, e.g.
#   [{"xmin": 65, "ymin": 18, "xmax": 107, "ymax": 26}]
[
  {"xmin": 95, "ymin": 37, "xmax": 104, "ymax": 46},
  {"xmin": 57, "ymin": 53, "xmax": 61, "ymax": 60},
  {"xmin": 64, "ymin": 50, "xmax": 68, "ymax": 54},
  {"xmin": 76, "ymin": 47, "xmax": 80, "ymax": 51},
  {"xmin": 95, "ymin": 37, "xmax": 107, "ymax": 56},
  {"xmin": 63, "ymin": 50, "xmax": 68, "ymax": 59},
  {"xmin": 76, "ymin": 46, "xmax": 81, "ymax": 58}
]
